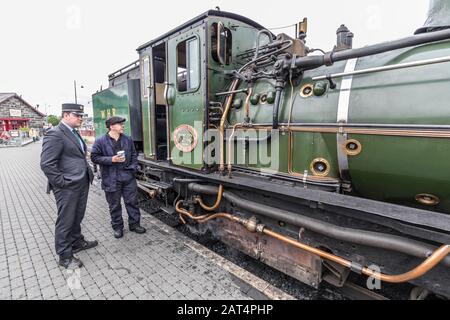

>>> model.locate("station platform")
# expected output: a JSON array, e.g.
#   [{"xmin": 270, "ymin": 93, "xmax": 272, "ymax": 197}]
[{"xmin": 0, "ymin": 141, "xmax": 293, "ymax": 300}]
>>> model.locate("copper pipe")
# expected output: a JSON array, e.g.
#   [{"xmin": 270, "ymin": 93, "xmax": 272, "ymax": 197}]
[
  {"xmin": 179, "ymin": 214, "xmax": 187, "ymax": 225},
  {"xmin": 197, "ymin": 213, "xmax": 240, "ymax": 224},
  {"xmin": 348, "ymin": 128, "xmax": 450, "ymax": 138},
  {"xmin": 176, "ymin": 200, "xmax": 239, "ymax": 225},
  {"xmin": 361, "ymin": 245, "xmax": 450, "ymax": 283},
  {"xmin": 174, "ymin": 202, "xmax": 450, "ymax": 284},
  {"xmin": 227, "ymin": 123, "xmax": 243, "ymax": 175},
  {"xmin": 265, "ymin": 228, "xmax": 450, "ymax": 283},
  {"xmin": 175, "ymin": 200, "xmax": 211, "ymax": 220},
  {"xmin": 263, "ymin": 229, "xmax": 352, "ymax": 268},
  {"xmin": 219, "ymin": 79, "xmax": 240, "ymax": 172},
  {"xmin": 196, "ymin": 185, "xmax": 224, "ymax": 212},
  {"xmin": 175, "ymin": 200, "xmax": 241, "ymax": 223},
  {"xmin": 176, "ymin": 200, "xmax": 239, "ymax": 224},
  {"xmin": 244, "ymin": 86, "xmax": 253, "ymax": 121},
  {"xmin": 288, "ymin": 126, "xmax": 450, "ymax": 138}
]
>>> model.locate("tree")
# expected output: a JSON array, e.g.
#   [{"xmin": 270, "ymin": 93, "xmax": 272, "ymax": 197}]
[{"xmin": 47, "ymin": 115, "xmax": 61, "ymax": 126}]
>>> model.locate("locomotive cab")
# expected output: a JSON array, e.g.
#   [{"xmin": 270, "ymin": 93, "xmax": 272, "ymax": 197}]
[{"xmin": 137, "ymin": 11, "xmax": 273, "ymax": 169}]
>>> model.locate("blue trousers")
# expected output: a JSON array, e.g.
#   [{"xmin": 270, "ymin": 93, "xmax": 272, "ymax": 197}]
[{"xmin": 105, "ymin": 179, "xmax": 141, "ymax": 231}]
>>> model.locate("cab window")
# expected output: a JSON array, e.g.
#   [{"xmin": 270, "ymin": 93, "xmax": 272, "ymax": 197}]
[
  {"xmin": 177, "ymin": 37, "xmax": 200, "ymax": 92},
  {"xmin": 142, "ymin": 56, "xmax": 150, "ymax": 97},
  {"xmin": 211, "ymin": 22, "xmax": 232, "ymax": 65}
]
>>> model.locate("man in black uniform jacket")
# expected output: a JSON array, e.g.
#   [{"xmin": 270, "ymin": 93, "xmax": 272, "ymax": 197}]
[{"xmin": 40, "ymin": 103, "xmax": 98, "ymax": 269}]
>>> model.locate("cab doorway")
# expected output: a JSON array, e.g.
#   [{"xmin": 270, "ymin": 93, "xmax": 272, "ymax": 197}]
[{"xmin": 152, "ymin": 43, "xmax": 168, "ymax": 161}]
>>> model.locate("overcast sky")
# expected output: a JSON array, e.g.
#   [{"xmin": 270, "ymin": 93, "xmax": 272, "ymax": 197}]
[{"xmin": 0, "ymin": 0, "xmax": 429, "ymax": 116}]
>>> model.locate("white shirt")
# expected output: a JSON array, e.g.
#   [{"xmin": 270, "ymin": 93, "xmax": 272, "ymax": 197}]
[{"xmin": 61, "ymin": 121, "xmax": 84, "ymax": 152}]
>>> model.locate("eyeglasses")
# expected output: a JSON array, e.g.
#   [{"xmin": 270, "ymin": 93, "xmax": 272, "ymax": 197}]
[{"xmin": 70, "ymin": 113, "xmax": 83, "ymax": 118}]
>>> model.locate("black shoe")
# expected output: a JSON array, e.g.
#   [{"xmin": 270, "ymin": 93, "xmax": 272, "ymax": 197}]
[
  {"xmin": 114, "ymin": 229, "xmax": 124, "ymax": 239},
  {"xmin": 59, "ymin": 257, "xmax": 83, "ymax": 270},
  {"xmin": 130, "ymin": 226, "xmax": 146, "ymax": 234},
  {"xmin": 72, "ymin": 239, "xmax": 98, "ymax": 253}
]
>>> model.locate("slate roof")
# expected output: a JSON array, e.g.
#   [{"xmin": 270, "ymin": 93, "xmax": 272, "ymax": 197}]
[{"xmin": 0, "ymin": 93, "xmax": 45, "ymax": 117}]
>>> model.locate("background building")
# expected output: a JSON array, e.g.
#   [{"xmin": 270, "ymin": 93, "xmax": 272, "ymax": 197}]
[{"xmin": 0, "ymin": 93, "xmax": 45, "ymax": 133}]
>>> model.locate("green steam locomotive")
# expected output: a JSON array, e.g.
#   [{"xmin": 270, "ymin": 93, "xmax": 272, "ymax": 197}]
[{"xmin": 93, "ymin": 0, "xmax": 450, "ymax": 298}]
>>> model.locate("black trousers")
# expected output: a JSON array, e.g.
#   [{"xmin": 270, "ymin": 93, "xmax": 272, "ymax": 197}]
[
  {"xmin": 104, "ymin": 179, "xmax": 140, "ymax": 231},
  {"xmin": 53, "ymin": 175, "xmax": 89, "ymax": 259}
]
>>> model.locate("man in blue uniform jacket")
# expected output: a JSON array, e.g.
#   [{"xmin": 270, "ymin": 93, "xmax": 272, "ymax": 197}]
[{"xmin": 91, "ymin": 116, "xmax": 146, "ymax": 238}]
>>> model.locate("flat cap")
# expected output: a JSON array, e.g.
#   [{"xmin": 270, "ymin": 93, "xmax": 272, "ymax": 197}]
[
  {"xmin": 62, "ymin": 103, "xmax": 84, "ymax": 115},
  {"xmin": 105, "ymin": 116, "xmax": 126, "ymax": 128}
]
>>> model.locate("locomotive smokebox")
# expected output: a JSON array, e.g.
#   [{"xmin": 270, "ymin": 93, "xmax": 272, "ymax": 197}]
[{"xmin": 416, "ymin": 0, "xmax": 450, "ymax": 33}]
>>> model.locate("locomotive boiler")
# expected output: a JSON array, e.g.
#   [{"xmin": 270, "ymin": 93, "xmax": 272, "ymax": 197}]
[{"xmin": 93, "ymin": 0, "xmax": 450, "ymax": 299}]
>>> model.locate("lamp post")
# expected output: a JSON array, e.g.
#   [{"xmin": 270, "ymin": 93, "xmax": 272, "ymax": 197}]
[
  {"xmin": 44, "ymin": 104, "xmax": 48, "ymax": 125},
  {"xmin": 74, "ymin": 80, "xmax": 84, "ymax": 104},
  {"xmin": 74, "ymin": 80, "xmax": 77, "ymax": 104},
  {"xmin": 86, "ymin": 100, "xmax": 93, "ymax": 130}
]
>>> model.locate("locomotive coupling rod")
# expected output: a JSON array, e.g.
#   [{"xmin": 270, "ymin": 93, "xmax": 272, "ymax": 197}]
[{"xmin": 175, "ymin": 200, "xmax": 450, "ymax": 284}]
